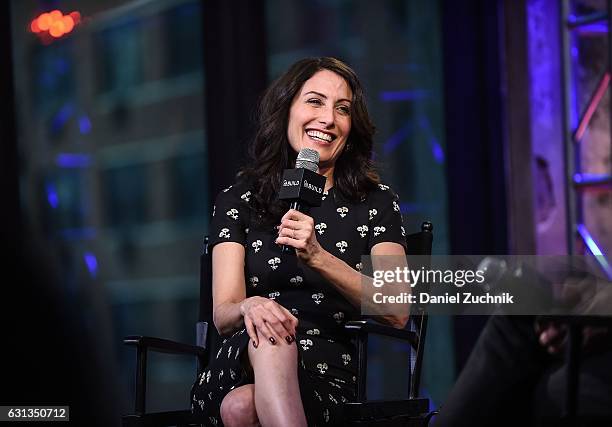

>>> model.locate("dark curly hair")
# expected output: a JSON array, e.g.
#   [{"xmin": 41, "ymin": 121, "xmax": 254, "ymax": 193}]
[{"xmin": 239, "ymin": 57, "xmax": 380, "ymax": 226}]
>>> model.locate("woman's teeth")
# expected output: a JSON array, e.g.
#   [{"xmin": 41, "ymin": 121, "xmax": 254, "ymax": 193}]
[{"xmin": 307, "ymin": 130, "xmax": 333, "ymax": 142}]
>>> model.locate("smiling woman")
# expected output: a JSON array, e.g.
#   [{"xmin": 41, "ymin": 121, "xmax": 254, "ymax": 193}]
[
  {"xmin": 287, "ymin": 69, "xmax": 352, "ymax": 181},
  {"xmin": 190, "ymin": 57, "xmax": 408, "ymax": 427},
  {"xmin": 240, "ymin": 57, "xmax": 379, "ymax": 226}
]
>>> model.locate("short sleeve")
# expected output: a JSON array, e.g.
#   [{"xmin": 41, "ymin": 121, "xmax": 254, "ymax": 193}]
[
  {"xmin": 367, "ymin": 184, "xmax": 407, "ymax": 252},
  {"xmin": 208, "ymin": 185, "xmax": 251, "ymax": 248}
]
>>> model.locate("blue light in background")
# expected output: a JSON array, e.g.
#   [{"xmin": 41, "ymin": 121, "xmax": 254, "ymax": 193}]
[
  {"xmin": 400, "ymin": 202, "xmax": 423, "ymax": 214},
  {"xmin": 398, "ymin": 201, "xmax": 442, "ymax": 215},
  {"xmin": 380, "ymin": 90, "xmax": 430, "ymax": 102},
  {"xmin": 46, "ymin": 182, "xmax": 59, "ymax": 208},
  {"xmin": 383, "ymin": 123, "xmax": 412, "ymax": 155},
  {"xmin": 59, "ymin": 227, "xmax": 97, "ymax": 241},
  {"xmin": 51, "ymin": 103, "xmax": 74, "ymax": 133},
  {"xmin": 39, "ymin": 71, "xmax": 54, "ymax": 89},
  {"xmin": 78, "ymin": 115, "xmax": 92, "ymax": 134},
  {"xmin": 431, "ymin": 138, "xmax": 445, "ymax": 164},
  {"xmin": 56, "ymin": 153, "xmax": 92, "ymax": 168},
  {"xmin": 83, "ymin": 252, "xmax": 98, "ymax": 278},
  {"xmin": 416, "ymin": 116, "xmax": 446, "ymax": 164},
  {"xmin": 55, "ymin": 57, "xmax": 69, "ymax": 74}
]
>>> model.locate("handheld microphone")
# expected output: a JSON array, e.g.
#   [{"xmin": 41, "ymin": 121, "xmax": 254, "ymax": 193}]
[{"xmin": 278, "ymin": 148, "xmax": 327, "ymax": 253}]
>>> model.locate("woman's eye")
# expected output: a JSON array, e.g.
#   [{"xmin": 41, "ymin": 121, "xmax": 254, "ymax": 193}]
[
  {"xmin": 337, "ymin": 105, "xmax": 351, "ymax": 115},
  {"xmin": 307, "ymin": 98, "xmax": 323, "ymax": 106}
]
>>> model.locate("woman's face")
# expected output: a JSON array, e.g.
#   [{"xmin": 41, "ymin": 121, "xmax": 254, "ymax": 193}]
[{"xmin": 287, "ymin": 69, "xmax": 353, "ymax": 169}]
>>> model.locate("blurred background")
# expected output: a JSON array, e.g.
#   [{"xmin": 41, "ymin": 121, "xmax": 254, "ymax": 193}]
[{"xmin": 1, "ymin": 0, "xmax": 610, "ymax": 424}]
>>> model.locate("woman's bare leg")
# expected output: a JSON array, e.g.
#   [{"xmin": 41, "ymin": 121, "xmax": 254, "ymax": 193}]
[
  {"xmin": 248, "ymin": 340, "xmax": 307, "ymax": 427},
  {"xmin": 220, "ymin": 384, "xmax": 260, "ymax": 427}
]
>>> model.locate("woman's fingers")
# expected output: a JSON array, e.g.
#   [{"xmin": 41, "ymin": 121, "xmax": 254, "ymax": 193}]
[
  {"xmin": 266, "ymin": 303, "xmax": 297, "ymax": 342},
  {"xmin": 280, "ymin": 218, "xmax": 301, "ymax": 229},
  {"xmin": 252, "ymin": 314, "xmax": 282, "ymax": 345},
  {"xmin": 248, "ymin": 302, "xmax": 296, "ymax": 346},
  {"xmin": 244, "ymin": 316, "xmax": 259, "ymax": 348},
  {"xmin": 276, "ymin": 210, "xmax": 316, "ymax": 253},
  {"xmin": 278, "ymin": 211, "xmax": 314, "ymax": 235},
  {"xmin": 241, "ymin": 297, "xmax": 298, "ymax": 348},
  {"xmin": 281, "ymin": 209, "xmax": 306, "ymax": 222},
  {"xmin": 260, "ymin": 303, "xmax": 295, "ymax": 344},
  {"xmin": 280, "ymin": 305, "xmax": 299, "ymax": 335}
]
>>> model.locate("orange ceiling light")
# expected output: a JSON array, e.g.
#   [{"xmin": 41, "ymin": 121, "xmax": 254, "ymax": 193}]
[{"xmin": 30, "ymin": 10, "xmax": 81, "ymax": 39}]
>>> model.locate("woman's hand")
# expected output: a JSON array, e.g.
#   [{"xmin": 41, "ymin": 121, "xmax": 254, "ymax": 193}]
[
  {"xmin": 240, "ymin": 296, "xmax": 298, "ymax": 348},
  {"xmin": 276, "ymin": 209, "xmax": 324, "ymax": 265}
]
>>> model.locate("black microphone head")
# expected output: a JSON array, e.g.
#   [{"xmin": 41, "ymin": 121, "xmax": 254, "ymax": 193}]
[
  {"xmin": 295, "ymin": 148, "xmax": 319, "ymax": 172},
  {"xmin": 279, "ymin": 148, "xmax": 326, "ymax": 207}
]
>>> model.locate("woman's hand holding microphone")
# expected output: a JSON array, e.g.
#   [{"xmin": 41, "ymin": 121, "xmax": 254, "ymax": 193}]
[
  {"xmin": 240, "ymin": 209, "xmax": 325, "ymax": 349},
  {"xmin": 276, "ymin": 209, "xmax": 325, "ymax": 265}
]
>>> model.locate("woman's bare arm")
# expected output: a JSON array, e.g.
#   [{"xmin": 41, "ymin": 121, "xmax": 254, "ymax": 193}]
[
  {"xmin": 211, "ymin": 242, "xmax": 298, "ymax": 345},
  {"xmin": 277, "ymin": 209, "xmax": 410, "ymax": 329}
]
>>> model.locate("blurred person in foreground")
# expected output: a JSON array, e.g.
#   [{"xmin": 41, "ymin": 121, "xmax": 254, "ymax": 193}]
[
  {"xmin": 434, "ymin": 272, "xmax": 612, "ymax": 427},
  {"xmin": 1, "ymin": 229, "xmax": 120, "ymax": 425}
]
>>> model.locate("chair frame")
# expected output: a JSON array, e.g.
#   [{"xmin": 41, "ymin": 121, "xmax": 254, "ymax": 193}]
[{"xmin": 123, "ymin": 222, "xmax": 434, "ymax": 427}]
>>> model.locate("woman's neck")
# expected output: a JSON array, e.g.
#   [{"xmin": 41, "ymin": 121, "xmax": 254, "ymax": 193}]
[{"xmin": 319, "ymin": 166, "xmax": 334, "ymax": 191}]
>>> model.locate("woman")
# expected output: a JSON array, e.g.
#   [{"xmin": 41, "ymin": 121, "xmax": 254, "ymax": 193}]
[{"xmin": 191, "ymin": 57, "xmax": 408, "ymax": 426}]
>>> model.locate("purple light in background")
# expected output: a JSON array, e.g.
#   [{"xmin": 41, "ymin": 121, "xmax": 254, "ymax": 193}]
[
  {"xmin": 576, "ymin": 23, "xmax": 608, "ymax": 35},
  {"xmin": 417, "ymin": 115, "xmax": 446, "ymax": 164},
  {"xmin": 571, "ymin": 46, "xmax": 578, "ymax": 59},
  {"xmin": 399, "ymin": 202, "xmax": 423, "ymax": 214},
  {"xmin": 383, "ymin": 123, "xmax": 412, "ymax": 154},
  {"xmin": 59, "ymin": 227, "xmax": 97, "ymax": 241},
  {"xmin": 78, "ymin": 115, "xmax": 92, "ymax": 134},
  {"xmin": 399, "ymin": 200, "xmax": 441, "ymax": 214},
  {"xmin": 577, "ymin": 224, "xmax": 612, "ymax": 279},
  {"xmin": 83, "ymin": 252, "xmax": 98, "ymax": 278},
  {"xmin": 51, "ymin": 103, "xmax": 74, "ymax": 133},
  {"xmin": 431, "ymin": 139, "xmax": 445, "ymax": 164},
  {"xmin": 569, "ymin": 42, "xmax": 580, "ymax": 130},
  {"xmin": 56, "ymin": 153, "xmax": 92, "ymax": 168},
  {"xmin": 45, "ymin": 182, "xmax": 59, "ymax": 208},
  {"xmin": 380, "ymin": 90, "xmax": 429, "ymax": 102}
]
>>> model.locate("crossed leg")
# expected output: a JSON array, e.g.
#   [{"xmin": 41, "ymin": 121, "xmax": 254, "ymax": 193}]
[
  {"xmin": 220, "ymin": 384, "xmax": 259, "ymax": 427},
  {"xmin": 220, "ymin": 341, "xmax": 307, "ymax": 427}
]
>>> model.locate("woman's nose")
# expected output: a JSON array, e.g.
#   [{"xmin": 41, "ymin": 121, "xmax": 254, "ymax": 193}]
[{"xmin": 317, "ymin": 106, "xmax": 335, "ymax": 128}]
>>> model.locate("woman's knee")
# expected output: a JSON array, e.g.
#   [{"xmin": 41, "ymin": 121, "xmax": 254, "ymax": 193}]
[
  {"xmin": 220, "ymin": 385, "xmax": 258, "ymax": 427},
  {"xmin": 248, "ymin": 338, "xmax": 299, "ymax": 366}
]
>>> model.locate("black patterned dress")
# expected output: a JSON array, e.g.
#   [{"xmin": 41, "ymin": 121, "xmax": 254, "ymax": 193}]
[{"xmin": 190, "ymin": 181, "xmax": 406, "ymax": 426}]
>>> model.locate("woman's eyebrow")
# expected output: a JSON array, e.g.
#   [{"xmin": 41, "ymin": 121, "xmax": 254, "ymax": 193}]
[{"xmin": 303, "ymin": 90, "xmax": 351, "ymax": 104}]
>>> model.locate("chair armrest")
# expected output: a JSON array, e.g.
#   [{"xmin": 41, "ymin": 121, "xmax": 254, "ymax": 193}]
[
  {"xmin": 124, "ymin": 336, "xmax": 205, "ymax": 415},
  {"xmin": 345, "ymin": 321, "xmax": 418, "ymax": 349},
  {"xmin": 124, "ymin": 336, "xmax": 205, "ymax": 357}
]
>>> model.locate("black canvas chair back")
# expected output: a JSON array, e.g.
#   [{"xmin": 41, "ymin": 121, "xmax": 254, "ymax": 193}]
[
  {"xmin": 197, "ymin": 236, "xmax": 220, "ymax": 370},
  {"xmin": 342, "ymin": 222, "xmax": 434, "ymax": 426},
  {"xmin": 404, "ymin": 221, "xmax": 433, "ymax": 398}
]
